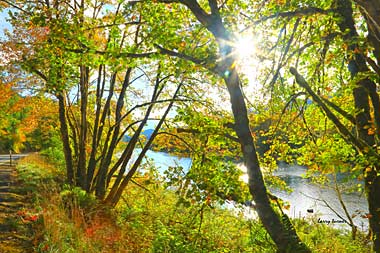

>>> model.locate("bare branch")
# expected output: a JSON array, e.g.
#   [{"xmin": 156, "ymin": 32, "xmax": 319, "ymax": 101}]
[
  {"xmin": 301, "ymin": 192, "xmax": 352, "ymax": 226},
  {"xmin": 271, "ymin": 91, "xmax": 308, "ymax": 136},
  {"xmin": 130, "ymin": 178, "xmax": 154, "ymax": 194}
]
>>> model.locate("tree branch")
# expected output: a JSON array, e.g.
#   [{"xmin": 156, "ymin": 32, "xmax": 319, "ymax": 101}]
[
  {"xmin": 113, "ymin": 98, "xmax": 191, "ymax": 129},
  {"xmin": 271, "ymin": 91, "xmax": 308, "ymax": 137},
  {"xmin": 83, "ymin": 21, "xmax": 142, "ymax": 31},
  {"xmin": 180, "ymin": 0, "xmax": 212, "ymax": 28},
  {"xmin": 28, "ymin": 66, "xmax": 48, "ymax": 82},
  {"xmin": 67, "ymin": 46, "xmax": 156, "ymax": 58},
  {"xmin": 365, "ymin": 56, "xmax": 380, "ymax": 76},
  {"xmin": 154, "ymin": 43, "xmax": 206, "ymax": 66},
  {"xmin": 243, "ymin": 7, "xmax": 333, "ymax": 25},
  {"xmin": 301, "ymin": 192, "xmax": 352, "ymax": 226},
  {"xmin": 321, "ymin": 97, "xmax": 356, "ymax": 125},
  {"xmin": 208, "ymin": 0, "xmax": 219, "ymax": 16},
  {"xmin": 290, "ymin": 67, "xmax": 366, "ymax": 151},
  {"xmin": 0, "ymin": 0, "xmax": 32, "ymax": 14}
]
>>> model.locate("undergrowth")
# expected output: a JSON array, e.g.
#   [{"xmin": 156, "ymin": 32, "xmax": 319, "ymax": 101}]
[{"xmin": 16, "ymin": 154, "xmax": 372, "ymax": 252}]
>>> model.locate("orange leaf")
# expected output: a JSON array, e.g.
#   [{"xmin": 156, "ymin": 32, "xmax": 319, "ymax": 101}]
[{"xmin": 368, "ymin": 128, "xmax": 375, "ymax": 135}]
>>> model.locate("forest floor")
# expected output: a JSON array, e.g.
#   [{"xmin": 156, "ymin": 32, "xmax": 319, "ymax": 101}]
[{"xmin": 0, "ymin": 164, "xmax": 34, "ymax": 253}]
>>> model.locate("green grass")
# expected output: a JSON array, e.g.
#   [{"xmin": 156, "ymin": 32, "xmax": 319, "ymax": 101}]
[{"xmin": 16, "ymin": 154, "xmax": 372, "ymax": 253}]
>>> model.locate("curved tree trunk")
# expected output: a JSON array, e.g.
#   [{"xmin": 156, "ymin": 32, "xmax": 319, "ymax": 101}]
[
  {"xmin": 169, "ymin": 1, "xmax": 310, "ymax": 252},
  {"xmin": 224, "ymin": 68, "xmax": 309, "ymax": 252}
]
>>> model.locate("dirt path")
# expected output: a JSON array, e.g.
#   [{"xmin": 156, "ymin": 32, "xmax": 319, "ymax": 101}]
[{"xmin": 0, "ymin": 165, "xmax": 34, "ymax": 253}]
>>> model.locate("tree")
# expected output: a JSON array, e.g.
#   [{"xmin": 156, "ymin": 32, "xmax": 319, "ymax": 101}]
[
  {"xmin": 147, "ymin": 0, "xmax": 310, "ymax": 252},
  {"xmin": 4, "ymin": 0, "xmax": 379, "ymax": 251},
  {"xmin": 1, "ymin": 0, "xmax": 191, "ymax": 207},
  {"xmin": 0, "ymin": 78, "xmax": 34, "ymax": 152},
  {"xmin": 236, "ymin": 0, "xmax": 380, "ymax": 250}
]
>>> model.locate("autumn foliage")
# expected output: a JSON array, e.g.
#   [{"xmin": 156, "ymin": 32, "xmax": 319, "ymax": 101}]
[{"xmin": 0, "ymin": 79, "xmax": 58, "ymax": 152}]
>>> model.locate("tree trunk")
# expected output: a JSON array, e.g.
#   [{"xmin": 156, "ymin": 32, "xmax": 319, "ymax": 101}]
[
  {"xmin": 224, "ymin": 68, "xmax": 309, "ymax": 253},
  {"xmin": 354, "ymin": 0, "xmax": 380, "ymax": 65},
  {"xmin": 173, "ymin": 1, "xmax": 310, "ymax": 251},
  {"xmin": 77, "ymin": 65, "xmax": 89, "ymax": 188},
  {"xmin": 333, "ymin": 1, "xmax": 380, "ymax": 251},
  {"xmin": 94, "ymin": 69, "xmax": 132, "ymax": 199},
  {"xmin": 108, "ymin": 82, "xmax": 182, "ymax": 206},
  {"xmin": 93, "ymin": 73, "xmax": 117, "ymax": 196},
  {"xmin": 86, "ymin": 65, "xmax": 104, "ymax": 192},
  {"xmin": 291, "ymin": 67, "xmax": 380, "ymax": 251},
  {"xmin": 366, "ymin": 169, "xmax": 380, "ymax": 252},
  {"xmin": 57, "ymin": 93, "xmax": 74, "ymax": 184},
  {"xmin": 104, "ymin": 69, "xmax": 164, "ymax": 202}
]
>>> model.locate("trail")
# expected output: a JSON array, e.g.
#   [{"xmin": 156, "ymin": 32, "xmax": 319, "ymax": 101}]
[{"xmin": 0, "ymin": 160, "xmax": 34, "ymax": 252}]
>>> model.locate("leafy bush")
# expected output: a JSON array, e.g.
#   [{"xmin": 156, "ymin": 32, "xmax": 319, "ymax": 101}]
[
  {"xmin": 60, "ymin": 185, "xmax": 97, "ymax": 212},
  {"xmin": 116, "ymin": 178, "xmax": 273, "ymax": 253},
  {"xmin": 293, "ymin": 218, "xmax": 372, "ymax": 252},
  {"xmin": 39, "ymin": 134, "xmax": 65, "ymax": 169}
]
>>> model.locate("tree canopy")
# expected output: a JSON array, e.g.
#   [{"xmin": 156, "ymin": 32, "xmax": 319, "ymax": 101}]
[{"xmin": 1, "ymin": 0, "xmax": 380, "ymax": 252}]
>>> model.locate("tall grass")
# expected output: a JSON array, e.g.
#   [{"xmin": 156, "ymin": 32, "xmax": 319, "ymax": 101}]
[{"xmin": 16, "ymin": 154, "xmax": 372, "ymax": 252}]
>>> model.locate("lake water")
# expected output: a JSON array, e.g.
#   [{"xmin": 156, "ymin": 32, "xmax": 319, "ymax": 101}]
[
  {"xmin": 271, "ymin": 164, "xmax": 368, "ymax": 230},
  {"xmin": 133, "ymin": 149, "xmax": 369, "ymax": 231}
]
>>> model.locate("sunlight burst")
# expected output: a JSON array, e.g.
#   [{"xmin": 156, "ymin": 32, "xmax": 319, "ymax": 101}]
[
  {"xmin": 233, "ymin": 34, "xmax": 264, "ymax": 102},
  {"xmin": 235, "ymin": 35, "xmax": 257, "ymax": 62}
]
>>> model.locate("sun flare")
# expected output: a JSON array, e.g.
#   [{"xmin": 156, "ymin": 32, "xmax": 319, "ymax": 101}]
[
  {"xmin": 204, "ymin": 33, "xmax": 264, "ymax": 105},
  {"xmin": 234, "ymin": 34, "xmax": 263, "ymax": 101},
  {"xmin": 235, "ymin": 35, "xmax": 257, "ymax": 62}
]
